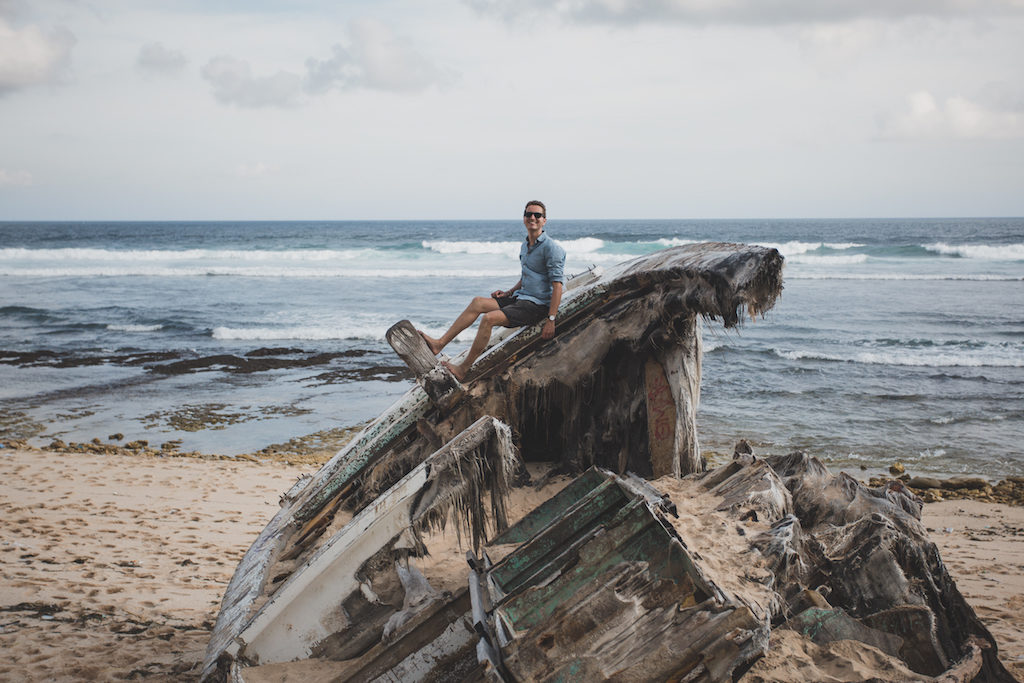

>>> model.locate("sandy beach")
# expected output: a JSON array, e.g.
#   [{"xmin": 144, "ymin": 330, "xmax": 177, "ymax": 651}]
[{"xmin": 1, "ymin": 446, "xmax": 1021, "ymax": 682}]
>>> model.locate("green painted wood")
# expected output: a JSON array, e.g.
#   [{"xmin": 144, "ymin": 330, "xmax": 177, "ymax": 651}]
[
  {"xmin": 489, "ymin": 467, "xmax": 610, "ymax": 546},
  {"xmin": 498, "ymin": 502, "xmax": 669, "ymax": 631},
  {"xmin": 489, "ymin": 479, "xmax": 628, "ymax": 593}
]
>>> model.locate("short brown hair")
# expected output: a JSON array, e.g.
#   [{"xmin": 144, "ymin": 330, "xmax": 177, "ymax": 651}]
[{"xmin": 524, "ymin": 200, "xmax": 546, "ymax": 217}]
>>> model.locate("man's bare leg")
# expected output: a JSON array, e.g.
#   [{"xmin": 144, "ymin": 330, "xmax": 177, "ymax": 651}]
[
  {"xmin": 419, "ymin": 296, "xmax": 500, "ymax": 355},
  {"xmin": 443, "ymin": 309, "xmax": 509, "ymax": 381}
]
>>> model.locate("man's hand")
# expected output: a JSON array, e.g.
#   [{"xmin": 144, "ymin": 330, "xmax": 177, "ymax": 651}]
[
  {"xmin": 492, "ymin": 289, "xmax": 507, "ymax": 299},
  {"xmin": 541, "ymin": 319, "xmax": 556, "ymax": 340}
]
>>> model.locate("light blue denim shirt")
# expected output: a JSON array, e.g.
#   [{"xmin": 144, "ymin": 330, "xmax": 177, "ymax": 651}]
[{"xmin": 515, "ymin": 232, "xmax": 566, "ymax": 305}]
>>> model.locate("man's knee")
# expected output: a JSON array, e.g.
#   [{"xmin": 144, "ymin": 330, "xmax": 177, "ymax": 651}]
[
  {"xmin": 470, "ymin": 296, "xmax": 495, "ymax": 312},
  {"xmin": 482, "ymin": 310, "xmax": 507, "ymax": 328}
]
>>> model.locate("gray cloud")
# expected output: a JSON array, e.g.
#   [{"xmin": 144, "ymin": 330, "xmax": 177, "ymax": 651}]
[
  {"xmin": 977, "ymin": 80, "xmax": 1024, "ymax": 113},
  {"xmin": 203, "ymin": 19, "xmax": 447, "ymax": 107},
  {"xmin": 465, "ymin": 0, "xmax": 1024, "ymax": 25},
  {"xmin": 201, "ymin": 55, "xmax": 303, "ymax": 108},
  {"xmin": 0, "ymin": 17, "xmax": 75, "ymax": 95},
  {"xmin": 137, "ymin": 42, "xmax": 187, "ymax": 73},
  {"xmin": 304, "ymin": 44, "xmax": 360, "ymax": 95},
  {"xmin": 305, "ymin": 19, "xmax": 447, "ymax": 94}
]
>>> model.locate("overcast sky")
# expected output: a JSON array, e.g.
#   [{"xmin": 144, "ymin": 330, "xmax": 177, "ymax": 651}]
[{"xmin": 1, "ymin": 0, "xmax": 1022, "ymax": 220}]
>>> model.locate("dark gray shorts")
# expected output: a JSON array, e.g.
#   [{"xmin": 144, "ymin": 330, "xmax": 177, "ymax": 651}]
[{"xmin": 495, "ymin": 296, "xmax": 548, "ymax": 327}]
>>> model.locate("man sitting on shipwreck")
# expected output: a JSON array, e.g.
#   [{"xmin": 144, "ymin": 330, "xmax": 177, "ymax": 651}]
[
  {"xmin": 420, "ymin": 199, "xmax": 565, "ymax": 382},
  {"xmin": 201, "ymin": 242, "xmax": 1016, "ymax": 682}
]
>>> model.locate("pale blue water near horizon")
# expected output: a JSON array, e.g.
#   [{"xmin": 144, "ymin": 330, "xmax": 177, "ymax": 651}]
[{"xmin": 1, "ymin": 218, "xmax": 1022, "ymax": 480}]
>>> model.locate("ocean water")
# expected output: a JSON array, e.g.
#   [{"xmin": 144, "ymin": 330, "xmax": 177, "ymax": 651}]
[{"xmin": 1, "ymin": 218, "xmax": 1022, "ymax": 479}]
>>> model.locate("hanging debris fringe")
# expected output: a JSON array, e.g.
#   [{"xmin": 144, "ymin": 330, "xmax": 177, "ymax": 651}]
[{"xmin": 407, "ymin": 417, "xmax": 517, "ymax": 553}]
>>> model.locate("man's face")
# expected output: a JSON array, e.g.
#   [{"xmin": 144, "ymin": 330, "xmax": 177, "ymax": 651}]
[{"xmin": 523, "ymin": 204, "xmax": 546, "ymax": 234}]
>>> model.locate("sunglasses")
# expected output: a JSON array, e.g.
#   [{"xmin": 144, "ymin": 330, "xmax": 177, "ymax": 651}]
[{"xmin": 524, "ymin": 211, "xmax": 545, "ymax": 219}]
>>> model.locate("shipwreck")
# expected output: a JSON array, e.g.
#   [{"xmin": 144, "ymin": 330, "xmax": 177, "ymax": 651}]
[{"xmin": 201, "ymin": 243, "xmax": 1015, "ymax": 682}]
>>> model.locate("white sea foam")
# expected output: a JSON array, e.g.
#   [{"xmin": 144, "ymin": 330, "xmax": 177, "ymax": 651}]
[
  {"xmin": 106, "ymin": 324, "xmax": 163, "ymax": 332},
  {"xmin": 212, "ymin": 325, "xmax": 390, "ymax": 341},
  {"xmin": 924, "ymin": 242, "xmax": 1024, "ymax": 260},
  {"xmin": 788, "ymin": 273, "xmax": 1022, "ymax": 281},
  {"xmin": 784, "ymin": 253, "xmax": 869, "ymax": 265},
  {"xmin": 561, "ymin": 237, "xmax": 605, "ymax": 252},
  {"xmin": 3, "ymin": 266, "xmax": 521, "ymax": 279},
  {"xmin": 423, "ymin": 237, "xmax": 606, "ymax": 256},
  {"xmin": 755, "ymin": 241, "xmax": 864, "ymax": 256},
  {"xmin": 774, "ymin": 347, "xmax": 1024, "ymax": 368},
  {"xmin": 655, "ymin": 238, "xmax": 702, "ymax": 247},
  {"xmin": 422, "ymin": 240, "xmax": 520, "ymax": 255},
  {"xmin": 0, "ymin": 247, "xmax": 370, "ymax": 262}
]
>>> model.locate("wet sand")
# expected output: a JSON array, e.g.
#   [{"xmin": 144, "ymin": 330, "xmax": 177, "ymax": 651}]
[{"xmin": 1, "ymin": 447, "xmax": 1021, "ymax": 681}]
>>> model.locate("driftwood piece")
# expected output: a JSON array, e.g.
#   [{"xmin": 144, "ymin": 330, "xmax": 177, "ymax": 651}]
[
  {"xmin": 386, "ymin": 319, "xmax": 463, "ymax": 409},
  {"xmin": 758, "ymin": 451, "xmax": 1015, "ymax": 682},
  {"xmin": 695, "ymin": 452, "xmax": 792, "ymax": 524}
]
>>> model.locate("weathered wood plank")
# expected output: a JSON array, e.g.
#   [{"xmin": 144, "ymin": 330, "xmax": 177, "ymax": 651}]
[
  {"xmin": 488, "ymin": 467, "xmax": 610, "ymax": 546},
  {"xmin": 488, "ymin": 479, "xmax": 628, "ymax": 594},
  {"xmin": 386, "ymin": 319, "xmax": 439, "ymax": 376},
  {"xmin": 387, "ymin": 319, "xmax": 464, "ymax": 409}
]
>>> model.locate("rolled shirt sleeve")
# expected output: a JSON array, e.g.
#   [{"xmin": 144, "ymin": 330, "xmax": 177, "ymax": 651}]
[{"xmin": 546, "ymin": 240, "xmax": 566, "ymax": 286}]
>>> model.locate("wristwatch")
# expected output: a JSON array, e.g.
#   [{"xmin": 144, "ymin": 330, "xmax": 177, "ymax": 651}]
[{"xmin": 547, "ymin": 315, "xmax": 556, "ymax": 322}]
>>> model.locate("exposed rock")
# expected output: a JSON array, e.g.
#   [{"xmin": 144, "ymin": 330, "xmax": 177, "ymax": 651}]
[
  {"xmin": 942, "ymin": 476, "xmax": 989, "ymax": 491},
  {"xmin": 909, "ymin": 476, "xmax": 943, "ymax": 489}
]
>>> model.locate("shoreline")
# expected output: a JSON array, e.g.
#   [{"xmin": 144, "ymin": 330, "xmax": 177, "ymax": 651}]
[
  {"xmin": 1, "ymin": 446, "xmax": 1022, "ymax": 681},
  {"xmin": 7, "ymin": 430, "xmax": 1022, "ymax": 506}
]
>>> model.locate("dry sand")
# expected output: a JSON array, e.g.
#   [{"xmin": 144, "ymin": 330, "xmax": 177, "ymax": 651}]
[{"xmin": 1, "ymin": 447, "xmax": 1021, "ymax": 682}]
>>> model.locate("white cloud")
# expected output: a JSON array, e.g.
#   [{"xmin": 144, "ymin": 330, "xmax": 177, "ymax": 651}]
[
  {"xmin": 0, "ymin": 168, "xmax": 33, "ymax": 186},
  {"xmin": 137, "ymin": 42, "xmax": 187, "ymax": 73},
  {"xmin": 201, "ymin": 55, "xmax": 303, "ymax": 108},
  {"xmin": 0, "ymin": 17, "xmax": 75, "ymax": 94},
  {"xmin": 465, "ymin": 0, "xmax": 1024, "ymax": 25},
  {"xmin": 345, "ymin": 18, "xmax": 449, "ymax": 92},
  {"xmin": 235, "ymin": 161, "xmax": 272, "ymax": 178},
  {"xmin": 879, "ymin": 90, "xmax": 1024, "ymax": 139}
]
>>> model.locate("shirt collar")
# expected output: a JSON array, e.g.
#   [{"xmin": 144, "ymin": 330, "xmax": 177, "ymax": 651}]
[{"xmin": 526, "ymin": 231, "xmax": 548, "ymax": 247}]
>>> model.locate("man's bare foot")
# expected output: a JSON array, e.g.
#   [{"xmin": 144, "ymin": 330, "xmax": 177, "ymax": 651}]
[
  {"xmin": 418, "ymin": 330, "xmax": 444, "ymax": 356},
  {"xmin": 442, "ymin": 360, "xmax": 467, "ymax": 382}
]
